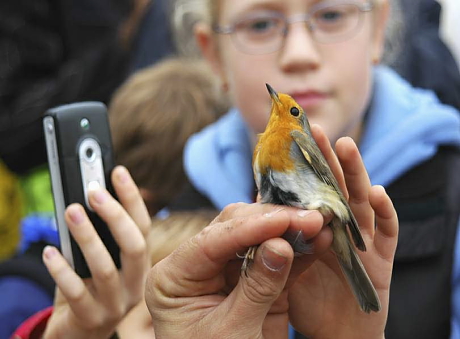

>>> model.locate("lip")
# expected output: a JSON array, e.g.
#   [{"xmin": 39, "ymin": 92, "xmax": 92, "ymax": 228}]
[{"xmin": 291, "ymin": 90, "xmax": 329, "ymax": 109}]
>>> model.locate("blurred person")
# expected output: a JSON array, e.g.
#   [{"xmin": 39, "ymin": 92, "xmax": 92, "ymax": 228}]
[
  {"xmin": 0, "ymin": 1, "xmax": 149, "ymax": 336},
  {"xmin": 174, "ymin": 0, "xmax": 460, "ymax": 338},
  {"xmin": 128, "ymin": 0, "xmax": 177, "ymax": 72},
  {"xmin": 0, "ymin": 0, "xmax": 148, "ymax": 176},
  {"xmin": 109, "ymin": 57, "xmax": 229, "ymax": 216},
  {"xmin": 390, "ymin": 0, "xmax": 460, "ymax": 111},
  {"xmin": 10, "ymin": 53, "xmax": 228, "ymax": 335}
]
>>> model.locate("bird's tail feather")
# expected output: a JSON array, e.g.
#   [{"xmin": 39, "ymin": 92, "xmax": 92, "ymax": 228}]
[{"xmin": 332, "ymin": 220, "xmax": 381, "ymax": 313}]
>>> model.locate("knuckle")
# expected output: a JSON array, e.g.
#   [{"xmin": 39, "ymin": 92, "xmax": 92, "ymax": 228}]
[
  {"xmin": 120, "ymin": 182, "xmax": 140, "ymax": 200},
  {"xmin": 67, "ymin": 285, "xmax": 88, "ymax": 304},
  {"xmin": 107, "ymin": 204, "xmax": 126, "ymax": 223},
  {"xmin": 94, "ymin": 265, "xmax": 118, "ymax": 282},
  {"xmin": 219, "ymin": 202, "xmax": 245, "ymax": 220},
  {"xmin": 126, "ymin": 239, "xmax": 147, "ymax": 259},
  {"xmin": 242, "ymin": 273, "xmax": 279, "ymax": 305},
  {"xmin": 195, "ymin": 225, "xmax": 212, "ymax": 241},
  {"xmin": 86, "ymin": 313, "xmax": 104, "ymax": 329},
  {"xmin": 76, "ymin": 230, "xmax": 95, "ymax": 246},
  {"xmin": 105, "ymin": 304, "xmax": 125, "ymax": 323},
  {"xmin": 47, "ymin": 256, "xmax": 67, "ymax": 276},
  {"xmin": 138, "ymin": 220, "xmax": 153, "ymax": 240},
  {"xmin": 350, "ymin": 195, "xmax": 369, "ymax": 206}
]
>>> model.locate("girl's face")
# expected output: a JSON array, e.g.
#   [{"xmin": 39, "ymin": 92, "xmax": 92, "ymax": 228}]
[{"xmin": 198, "ymin": 0, "xmax": 388, "ymax": 143}]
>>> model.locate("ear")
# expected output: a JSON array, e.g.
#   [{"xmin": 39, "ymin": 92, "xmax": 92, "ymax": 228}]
[
  {"xmin": 371, "ymin": 0, "xmax": 389, "ymax": 64},
  {"xmin": 194, "ymin": 22, "xmax": 228, "ymax": 87}
]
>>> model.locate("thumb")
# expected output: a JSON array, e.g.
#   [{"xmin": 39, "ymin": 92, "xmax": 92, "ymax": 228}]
[{"xmin": 226, "ymin": 238, "xmax": 294, "ymax": 337}]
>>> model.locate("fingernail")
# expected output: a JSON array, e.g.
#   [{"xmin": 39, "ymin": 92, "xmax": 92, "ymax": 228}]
[
  {"xmin": 116, "ymin": 166, "xmax": 130, "ymax": 184},
  {"xmin": 90, "ymin": 188, "xmax": 108, "ymax": 204},
  {"xmin": 262, "ymin": 246, "xmax": 287, "ymax": 271},
  {"xmin": 297, "ymin": 210, "xmax": 315, "ymax": 217},
  {"xmin": 43, "ymin": 246, "xmax": 57, "ymax": 260},
  {"xmin": 264, "ymin": 207, "xmax": 285, "ymax": 218},
  {"xmin": 68, "ymin": 205, "xmax": 84, "ymax": 224}
]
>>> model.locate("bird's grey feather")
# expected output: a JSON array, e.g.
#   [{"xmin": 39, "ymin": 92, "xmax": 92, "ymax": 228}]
[
  {"xmin": 331, "ymin": 219, "xmax": 381, "ymax": 313},
  {"xmin": 290, "ymin": 129, "xmax": 365, "ymax": 251}
]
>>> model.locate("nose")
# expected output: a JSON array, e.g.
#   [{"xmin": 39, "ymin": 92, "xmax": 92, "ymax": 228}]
[{"xmin": 279, "ymin": 22, "xmax": 321, "ymax": 73}]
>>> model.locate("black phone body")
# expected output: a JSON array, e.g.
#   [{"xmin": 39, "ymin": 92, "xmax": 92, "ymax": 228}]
[{"xmin": 43, "ymin": 102, "xmax": 120, "ymax": 278}]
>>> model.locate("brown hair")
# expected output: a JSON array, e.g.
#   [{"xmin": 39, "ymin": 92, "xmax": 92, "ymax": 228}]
[
  {"xmin": 148, "ymin": 210, "xmax": 218, "ymax": 265},
  {"xmin": 109, "ymin": 57, "xmax": 229, "ymax": 212}
]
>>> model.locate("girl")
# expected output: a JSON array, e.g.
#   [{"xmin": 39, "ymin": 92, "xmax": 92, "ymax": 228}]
[{"xmin": 180, "ymin": 0, "xmax": 460, "ymax": 338}]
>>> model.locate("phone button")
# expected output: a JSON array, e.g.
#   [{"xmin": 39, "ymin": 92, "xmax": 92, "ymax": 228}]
[{"xmin": 88, "ymin": 180, "xmax": 100, "ymax": 191}]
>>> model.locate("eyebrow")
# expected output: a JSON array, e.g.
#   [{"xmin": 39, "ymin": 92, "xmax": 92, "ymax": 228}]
[
  {"xmin": 225, "ymin": 0, "xmax": 284, "ymax": 23},
  {"xmin": 223, "ymin": 0, "xmax": 329, "ymax": 24}
]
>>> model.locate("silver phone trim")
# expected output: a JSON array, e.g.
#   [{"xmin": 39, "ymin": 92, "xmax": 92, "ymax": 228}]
[
  {"xmin": 43, "ymin": 116, "xmax": 75, "ymax": 269},
  {"xmin": 78, "ymin": 138, "xmax": 106, "ymax": 212}
]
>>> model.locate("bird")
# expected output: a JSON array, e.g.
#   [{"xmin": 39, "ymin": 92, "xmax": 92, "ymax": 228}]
[{"xmin": 246, "ymin": 83, "xmax": 381, "ymax": 313}]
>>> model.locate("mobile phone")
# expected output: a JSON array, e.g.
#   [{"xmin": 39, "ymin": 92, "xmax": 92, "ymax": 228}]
[{"xmin": 43, "ymin": 102, "xmax": 121, "ymax": 278}]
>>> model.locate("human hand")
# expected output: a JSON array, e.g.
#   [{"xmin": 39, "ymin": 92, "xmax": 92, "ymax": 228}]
[
  {"xmin": 42, "ymin": 166, "xmax": 151, "ymax": 339},
  {"xmin": 288, "ymin": 125, "xmax": 398, "ymax": 339},
  {"xmin": 145, "ymin": 202, "xmax": 333, "ymax": 339}
]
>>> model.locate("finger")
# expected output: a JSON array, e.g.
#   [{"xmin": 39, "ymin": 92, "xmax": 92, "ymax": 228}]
[
  {"xmin": 224, "ymin": 238, "xmax": 293, "ymax": 338},
  {"xmin": 221, "ymin": 225, "xmax": 333, "ymax": 292},
  {"xmin": 88, "ymin": 188, "xmax": 148, "ymax": 306},
  {"xmin": 311, "ymin": 124, "xmax": 348, "ymax": 198},
  {"xmin": 65, "ymin": 204, "xmax": 122, "ymax": 308},
  {"xmin": 213, "ymin": 202, "xmax": 325, "ymax": 232},
  {"xmin": 153, "ymin": 206, "xmax": 324, "ymax": 296},
  {"xmin": 42, "ymin": 245, "xmax": 98, "ymax": 319},
  {"xmin": 369, "ymin": 185, "xmax": 398, "ymax": 260},
  {"xmin": 335, "ymin": 137, "xmax": 374, "ymax": 234},
  {"xmin": 111, "ymin": 166, "xmax": 151, "ymax": 239},
  {"xmin": 287, "ymin": 225, "xmax": 333, "ymax": 286}
]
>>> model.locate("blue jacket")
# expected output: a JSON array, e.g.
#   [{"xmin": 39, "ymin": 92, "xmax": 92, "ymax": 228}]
[{"xmin": 184, "ymin": 65, "xmax": 460, "ymax": 337}]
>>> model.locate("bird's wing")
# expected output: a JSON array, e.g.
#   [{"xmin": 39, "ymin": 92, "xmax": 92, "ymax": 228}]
[{"xmin": 290, "ymin": 129, "xmax": 366, "ymax": 251}]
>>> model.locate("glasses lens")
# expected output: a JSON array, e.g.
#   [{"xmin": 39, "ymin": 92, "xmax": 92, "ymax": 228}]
[
  {"xmin": 233, "ymin": 13, "xmax": 285, "ymax": 54},
  {"xmin": 311, "ymin": 4, "xmax": 362, "ymax": 43}
]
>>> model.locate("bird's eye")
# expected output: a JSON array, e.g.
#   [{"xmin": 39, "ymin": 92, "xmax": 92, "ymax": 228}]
[{"xmin": 290, "ymin": 107, "xmax": 300, "ymax": 117}]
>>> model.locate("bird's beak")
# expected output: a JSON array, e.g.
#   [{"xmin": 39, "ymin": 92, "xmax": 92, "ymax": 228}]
[{"xmin": 266, "ymin": 84, "xmax": 281, "ymax": 104}]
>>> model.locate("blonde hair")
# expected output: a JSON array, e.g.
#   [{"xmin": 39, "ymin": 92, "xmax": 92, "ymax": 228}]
[
  {"xmin": 172, "ymin": 0, "xmax": 403, "ymax": 64},
  {"xmin": 109, "ymin": 57, "xmax": 229, "ymax": 210},
  {"xmin": 171, "ymin": 0, "xmax": 208, "ymax": 57},
  {"xmin": 148, "ymin": 210, "xmax": 218, "ymax": 265}
]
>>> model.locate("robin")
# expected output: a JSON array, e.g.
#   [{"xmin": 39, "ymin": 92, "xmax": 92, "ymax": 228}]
[{"xmin": 246, "ymin": 84, "xmax": 380, "ymax": 313}]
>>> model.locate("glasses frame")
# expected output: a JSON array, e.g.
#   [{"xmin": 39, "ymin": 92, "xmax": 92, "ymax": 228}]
[{"xmin": 212, "ymin": 0, "xmax": 375, "ymax": 55}]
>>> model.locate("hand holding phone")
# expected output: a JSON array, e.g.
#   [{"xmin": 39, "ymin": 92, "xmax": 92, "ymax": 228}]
[{"xmin": 44, "ymin": 102, "xmax": 120, "ymax": 277}]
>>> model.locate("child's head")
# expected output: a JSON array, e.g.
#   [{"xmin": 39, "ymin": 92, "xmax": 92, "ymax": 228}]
[
  {"xmin": 109, "ymin": 57, "xmax": 229, "ymax": 215},
  {"xmin": 147, "ymin": 210, "xmax": 218, "ymax": 264},
  {"xmin": 194, "ymin": 0, "xmax": 392, "ymax": 143}
]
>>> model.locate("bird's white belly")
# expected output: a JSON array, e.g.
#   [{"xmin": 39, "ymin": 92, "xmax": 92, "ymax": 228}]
[{"xmin": 269, "ymin": 169, "xmax": 347, "ymax": 220}]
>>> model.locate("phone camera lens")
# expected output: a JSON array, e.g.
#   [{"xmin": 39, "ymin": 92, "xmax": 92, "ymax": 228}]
[{"xmin": 85, "ymin": 147, "xmax": 95, "ymax": 161}]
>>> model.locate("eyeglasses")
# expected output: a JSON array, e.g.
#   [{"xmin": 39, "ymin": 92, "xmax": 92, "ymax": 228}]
[{"xmin": 213, "ymin": 1, "xmax": 374, "ymax": 55}]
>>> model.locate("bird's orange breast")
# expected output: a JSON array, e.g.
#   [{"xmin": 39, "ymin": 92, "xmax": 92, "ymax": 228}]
[{"xmin": 254, "ymin": 122, "xmax": 302, "ymax": 175}]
